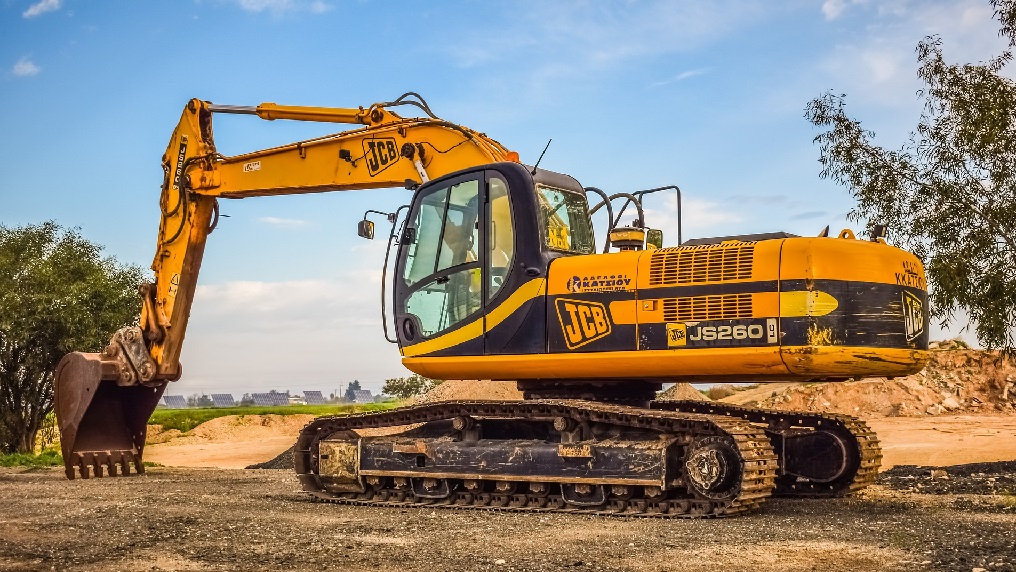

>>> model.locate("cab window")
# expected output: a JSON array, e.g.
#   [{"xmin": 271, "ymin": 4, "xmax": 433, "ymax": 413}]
[
  {"xmin": 536, "ymin": 185, "xmax": 595, "ymax": 255},
  {"xmin": 487, "ymin": 176, "xmax": 514, "ymax": 300},
  {"xmin": 400, "ymin": 178, "xmax": 482, "ymax": 338}
]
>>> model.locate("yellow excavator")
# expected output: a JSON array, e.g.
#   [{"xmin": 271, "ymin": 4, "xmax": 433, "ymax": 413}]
[{"xmin": 55, "ymin": 93, "xmax": 929, "ymax": 517}]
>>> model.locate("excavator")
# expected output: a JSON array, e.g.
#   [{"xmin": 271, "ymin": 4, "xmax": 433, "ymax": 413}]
[{"xmin": 54, "ymin": 93, "xmax": 930, "ymax": 518}]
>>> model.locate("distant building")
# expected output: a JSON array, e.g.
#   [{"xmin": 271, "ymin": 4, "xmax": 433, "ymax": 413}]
[{"xmin": 351, "ymin": 389, "xmax": 373, "ymax": 404}]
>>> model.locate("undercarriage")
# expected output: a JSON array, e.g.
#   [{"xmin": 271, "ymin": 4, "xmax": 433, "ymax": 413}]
[{"xmin": 295, "ymin": 395, "xmax": 881, "ymax": 518}]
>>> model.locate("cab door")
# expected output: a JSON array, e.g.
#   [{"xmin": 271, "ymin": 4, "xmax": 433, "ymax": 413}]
[{"xmin": 394, "ymin": 172, "xmax": 484, "ymax": 356}]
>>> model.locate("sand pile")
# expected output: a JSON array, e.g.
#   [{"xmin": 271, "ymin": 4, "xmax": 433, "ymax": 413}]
[
  {"xmin": 406, "ymin": 380, "xmax": 523, "ymax": 405},
  {"xmin": 657, "ymin": 383, "xmax": 710, "ymax": 401},
  {"xmin": 720, "ymin": 345, "xmax": 1016, "ymax": 417},
  {"xmin": 148, "ymin": 414, "xmax": 315, "ymax": 447}
]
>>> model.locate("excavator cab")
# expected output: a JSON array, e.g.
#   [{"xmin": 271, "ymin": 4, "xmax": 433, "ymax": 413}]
[{"xmin": 391, "ymin": 162, "xmax": 592, "ymax": 359}]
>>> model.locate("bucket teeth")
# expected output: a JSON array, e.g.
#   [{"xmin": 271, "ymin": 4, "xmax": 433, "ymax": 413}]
[{"xmin": 66, "ymin": 451, "xmax": 142, "ymax": 479}]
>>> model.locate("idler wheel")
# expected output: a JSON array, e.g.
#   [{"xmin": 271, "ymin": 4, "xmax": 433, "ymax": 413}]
[{"xmin": 684, "ymin": 436, "xmax": 742, "ymax": 501}]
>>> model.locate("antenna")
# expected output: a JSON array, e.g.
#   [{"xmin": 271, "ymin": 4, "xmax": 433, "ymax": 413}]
[{"xmin": 531, "ymin": 139, "xmax": 552, "ymax": 175}]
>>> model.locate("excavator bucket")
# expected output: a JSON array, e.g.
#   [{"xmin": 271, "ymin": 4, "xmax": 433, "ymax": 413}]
[{"xmin": 55, "ymin": 352, "xmax": 166, "ymax": 479}]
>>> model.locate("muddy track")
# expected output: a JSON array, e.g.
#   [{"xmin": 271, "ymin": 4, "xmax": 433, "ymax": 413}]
[{"xmin": 295, "ymin": 400, "xmax": 779, "ymax": 517}]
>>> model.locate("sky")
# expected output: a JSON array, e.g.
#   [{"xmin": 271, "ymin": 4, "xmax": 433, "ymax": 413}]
[{"xmin": 1, "ymin": 0, "xmax": 1008, "ymax": 398}]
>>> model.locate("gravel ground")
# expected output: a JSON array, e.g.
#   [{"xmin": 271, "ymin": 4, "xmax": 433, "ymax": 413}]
[{"xmin": 2, "ymin": 466, "xmax": 1015, "ymax": 572}]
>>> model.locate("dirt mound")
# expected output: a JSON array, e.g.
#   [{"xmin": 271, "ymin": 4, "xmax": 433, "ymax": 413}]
[
  {"xmin": 145, "ymin": 414, "xmax": 315, "ymax": 469},
  {"xmin": 247, "ymin": 444, "xmax": 296, "ymax": 470},
  {"xmin": 720, "ymin": 346, "xmax": 1016, "ymax": 417},
  {"xmin": 657, "ymin": 383, "xmax": 710, "ymax": 401},
  {"xmin": 147, "ymin": 414, "xmax": 315, "ymax": 446},
  {"xmin": 406, "ymin": 379, "xmax": 523, "ymax": 405}
]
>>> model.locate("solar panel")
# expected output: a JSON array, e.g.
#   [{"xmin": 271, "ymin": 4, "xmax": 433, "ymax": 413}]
[
  {"xmin": 252, "ymin": 391, "xmax": 289, "ymax": 406},
  {"xmin": 163, "ymin": 395, "xmax": 188, "ymax": 408},
  {"xmin": 210, "ymin": 393, "xmax": 236, "ymax": 407},
  {"xmin": 352, "ymin": 389, "xmax": 373, "ymax": 404},
  {"xmin": 303, "ymin": 391, "xmax": 326, "ymax": 405}
]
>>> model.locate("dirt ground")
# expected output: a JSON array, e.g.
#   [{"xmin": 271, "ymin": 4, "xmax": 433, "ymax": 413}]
[{"xmin": 1, "ymin": 465, "xmax": 1014, "ymax": 572}]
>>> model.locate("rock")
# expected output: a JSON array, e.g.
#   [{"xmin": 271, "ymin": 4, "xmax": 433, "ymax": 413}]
[
  {"xmin": 930, "ymin": 469, "xmax": 949, "ymax": 480},
  {"xmin": 941, "ymin": 397, "xmax": 961, "ymax": 411}
]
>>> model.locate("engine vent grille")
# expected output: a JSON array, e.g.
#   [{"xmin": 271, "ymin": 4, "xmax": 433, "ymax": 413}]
[
  {"xmin": 649, "ymin": 243, "xmax": 755, "ymax": 286},
  {"xmin": 662, "ymin": 294, "xmax": 754, "ymax": 322}
]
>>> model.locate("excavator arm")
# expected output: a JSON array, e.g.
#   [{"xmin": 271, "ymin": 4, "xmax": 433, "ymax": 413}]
[{"xmin": 54, "ymin": 95, "xmax": 518, "ymax": 479}]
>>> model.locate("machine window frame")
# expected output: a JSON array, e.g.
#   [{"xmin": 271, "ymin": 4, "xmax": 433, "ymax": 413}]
[
  {"xmin": 397, "ymin": 174, "xmax": 484, "ymax": 341},
  {"xmin": 536, "ymin": 184, "xmax": 596, "ymax": 255}
]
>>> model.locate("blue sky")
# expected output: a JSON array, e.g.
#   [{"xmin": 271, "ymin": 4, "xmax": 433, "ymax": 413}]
[{"xmin": 1, "ymin": 0, "xmax": 1007, "ymax": 396}]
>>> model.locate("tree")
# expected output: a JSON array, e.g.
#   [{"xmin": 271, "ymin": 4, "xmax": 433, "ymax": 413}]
[
  {"xmin": 382, "ymin": 374, "xmax": 444, "ymax": 400},
  {"xmin": 344, "ymin": 380, "xmax": 361, "ymax": 402},
  {"xmin": 805, "ymin": 0, "xmax": 1016, "ymax": 352},
  {"xmin": 0, "ymin": 222, "xmax": 142, "ymax": 453}
]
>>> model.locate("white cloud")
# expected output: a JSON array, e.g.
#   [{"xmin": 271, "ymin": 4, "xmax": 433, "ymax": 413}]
[
  {"xmin": 228, "ymin": 0, "xmax": 331, "ymax": 14},
  {"xmin": 309, "ymin": 1, "xmax": 332, "ymax": 14},
  {"xmin": 649, "ymin": 68, "xmax": 710, "ymax": 88},
  {"xmin": 12, "ymin": 57, "xmax": 40, "ymax": 77},
  {"xmin": 439, "ymin": 0, "xmax": 764, "ymax": 95},
  {"xmin": 258, "ymin": 216, "xmax": 308, "ymax": 228},
  {"xmin": 816, "ymin": 0, "xmax": 1007, "ymax": 108},
  {"xmin": 23, "ymin": 0, "xmax": 61, "ymax": 18},
  {"xmin": 822, "ymin": 0, "xmax": 847, "ymax": 21},
  {"xmin": 180, "ymin": 276, "xmax": 405, "ymax": 393}
]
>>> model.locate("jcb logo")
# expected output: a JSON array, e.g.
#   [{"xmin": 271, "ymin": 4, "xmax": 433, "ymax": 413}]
[
  {"xmin": 555, "ymin": 299, "xmax": 612, "ymax": 349},
  {"xmin": 363, "ymin": 137, "xmax": 400, "ymax": 176},
  {"xmin": 902, "ymin": 291, "xmax": 925, "ymax": 341},
  {"xmin": 666, "ymin": 323, "xmax": 687, "ymax": 347}
]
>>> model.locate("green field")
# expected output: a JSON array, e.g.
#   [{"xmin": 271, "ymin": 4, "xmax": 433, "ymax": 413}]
[{"xmin": 149, "ymin": 402, "xmax": 401, "ymax": 433}]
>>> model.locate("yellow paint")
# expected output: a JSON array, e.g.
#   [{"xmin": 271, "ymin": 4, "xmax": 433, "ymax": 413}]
[
  {"xmin": 608, "ymin": 300, "xmax": 638, "ymax": 324},
  {"xmin": 782, "ymin": 347, "xmax": 930, "ymax": 377},
  {"xmin": 400, "ymin": 279, "xmax": 546, "ymax": 357},
  {"xmin": 779, "ymin": 290, "xmax": 839, "ymax": 317},
  {"xmin": 806, "ymin": 323, "xmax": 835, "ymax": 346},
  {"xmin": 404, "ymin": 346, "xmax": 927, "ymax": 382},
  {"xmin": 780, "ymin": 236, "xmax": 926, "ymax": 287}
]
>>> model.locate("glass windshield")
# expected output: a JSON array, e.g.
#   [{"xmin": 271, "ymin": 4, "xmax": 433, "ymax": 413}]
[
  {"xmin": 400, "ymin": 178, "xmax": 482, "ymax": 338},
  {"xmin": 536, "ymin": 185, "xmax": 595, "ymax": 254}
]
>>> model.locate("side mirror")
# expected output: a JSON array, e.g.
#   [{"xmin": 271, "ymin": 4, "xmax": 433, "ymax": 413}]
[
  {"xmin": 401, "ymin": 226, "xmax": 417, "ymax": 244},
  {"xmin": 357, "ymin": 219, "xmax": 375, "ymax": 240},
  {"xmin": 646, "ymin": 228, "xmax": 664, "ymax": 250}
]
